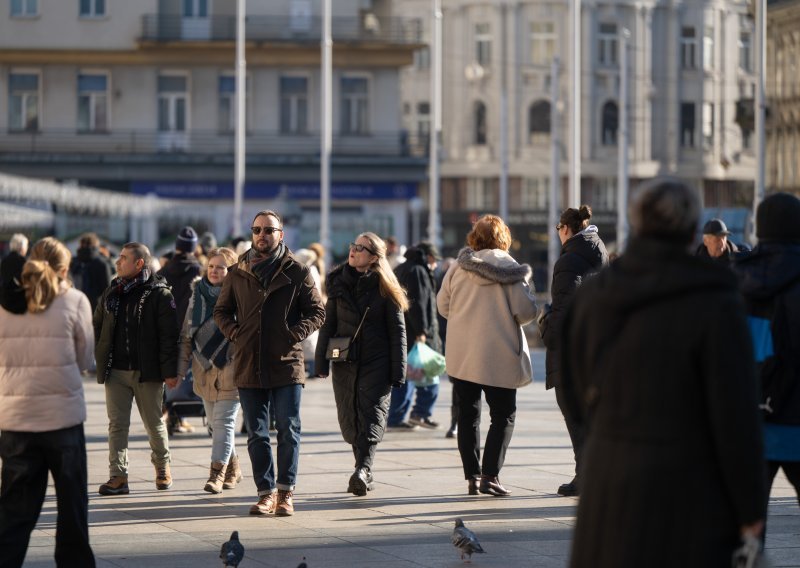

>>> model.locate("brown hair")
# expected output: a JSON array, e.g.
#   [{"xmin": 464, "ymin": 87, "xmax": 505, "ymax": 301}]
[
  {"xmin": 207, "ymin": 246, "xmax": 238, "ymax": 267},
  {"xmin": 466, "ymin": 214, "xmax": 512, "ymax": 251},
  {"xmin": 355, "ymin": 232, "xmax": 409, "ymax": 311},
  {"xmin": 22, "ymin": 237, "xmax": 72, "ymax": 314},
  {"xmin": 560, "ymin": 205, "xmax": 593, "ymax": 235},
  {"xmin": 252, "ymin": 210, "xmax": 282, "ymax": 227},
  {"xmin": 79, "ymin": 232, "xmax": 100, "ymax": 248}
]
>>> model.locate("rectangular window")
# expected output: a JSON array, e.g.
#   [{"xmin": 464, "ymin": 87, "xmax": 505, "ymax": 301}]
[
  {"xmin": 521, "ymin": 177, "xmax": 549, "ymax": 210},
  {"xmin": 340, "ymin": 76, "xmax": 369, "ymax": 135},
  {"xmin": 280, "ymin": 76, "xmax": 308, "ymax": 134},
  {"xmin": 592, "ymin": 177, "xmax": 617, "ymax": 211},
  {"xmin": 183, "ymin": 0, "xmax": 208, "ymax": 18},
  {"xmin": 598, "ymin": 23, "xmax": 618, "ymax": 66},
  {"xmin": 530, "ymin": 22, "xmax": 556, "ymax": 66},
  {"xmin": 466, "ymin": 178, "xmax": 495, "ymax": 209},
  {"xmin": 703, "ymin": 25, "xmax": 714, "ymax": 71},
  {"xmin": 702, "ymin": 102, "xmax": 714, "ymax": 149},
  {"xmin": 416, "ymin": 101, "xmax": 430, "ymax": 145},
  {"xmin": 414, "ymin": 47, "xmax": 431, "ymax": 70},
  {"xmin": 11, "ymin": 0, "xmax": 37, "ymax": 17},
  {"xmin": 77, "ymin": 73, "xmax": 108, "ymax": 132},
  {"xmin": 681, "ymin": 102, "xmax": 696, "ymax": 148},
  {"xmin": 8, "ymin": 72, "xmax": 40, "ymax": 131},
  {"xmin": 80, "ymin": 0, "xmax": 105, "ymax": 17},
  {"xmin": 739, "ymin": 32, "xmax": 752, "ymax": 72},
  {"xmin": 681, "ymin": 27, "xmax": 696, "ymax": 69},
  {"xmin": 475, "ymin": 23, "xmax": 492, "ymax": 67},
  {"xmin": 158, "ymin": 74, "xmax": 188, "ymax": 132}
]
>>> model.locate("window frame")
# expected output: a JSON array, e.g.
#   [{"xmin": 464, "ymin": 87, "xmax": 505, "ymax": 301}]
[
  {"xmin": 475, "ymin": 22, "xmax": 492, "ymax": 67},
  {"xmin": 339, "ymin": 74, "xmax": 371, "ymax": 136},
  {"xmin": 79, "ymin": 0, "xmax": 106, "ymax": 19},
  {"xmin": 10, "ymin": 0, "xmax": 38, "ymax": 18},
  {"xmin": 279, "ymin": 73, "xmax": 310, "ymax": 135},
  {"xmin": 530, "ymin": 21, "xmax": 556, "ymax": 67},
  {"xmin": 598, "ymin": 22, "xmax": 618, "ymax": 66},
  {"xmin": 528, "ymin": 99, "xmax": 551, "ymax": 145},
  {"xmin": 681, "ymin": 26, "xmax": 697, "ymax": 70},
  {"xmin": 77, "ymin": 70, "xmax": 110, "ymax": 133},
  {"xmin": 520, "ymin": 177, "xmax": 550, "ymax": 210},
  {"xmin": 473, "ymin": 100, "xmax": 488, "ymax": 146},
  {"xmin": 157, "ymin": 71, "xmax": 190, "ymax": 133},
  {"xmin": 680, "ymin": 101, "xmax": 696, "ymax": 148},
  {"xmin": 601, "ymin": 100, "xmax": 619, "ymax": 146},
  {"xmin": 8, "ymin": 68, "xmax": 42, "ymax": 132}
]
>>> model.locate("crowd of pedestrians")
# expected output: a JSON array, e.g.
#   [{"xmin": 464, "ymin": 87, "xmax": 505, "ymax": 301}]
[{"xmin": 1, "ymin": 180, "xmax": 800, "ymax": 567}]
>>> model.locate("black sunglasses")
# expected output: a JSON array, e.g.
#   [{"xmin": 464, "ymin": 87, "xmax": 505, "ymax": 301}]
[
  {"xmin": 556, "ymin": 223, "xmax": 564, "ymax": 231},
  {"xmin": 251, "ymin": 226, "xmax": 282, "ymax": 236},
  {"xmin": 350, "ymin": 242, "xmax": 376, "ymax": 255}
]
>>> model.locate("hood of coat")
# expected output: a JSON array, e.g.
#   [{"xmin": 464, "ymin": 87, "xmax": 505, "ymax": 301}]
[
  {"xmin": 76, "ymin": 246, "xmax": 102, "ymax": 263},
  {"xmin": 561, "ymin": 225, "xmax": 608, "ymax": 268},
  {"xmin": 734, "ymin": 242, "xmax": 800, "ymax": 300},
  {"xmin": 160, "ymin": 252, "xmax": 201, "ymax": 279},
  {"xmin": 586, "ymin": 237, "xmax": 737, "ymax": 314},
  {"xmin": 456, "ymin": 247, "xmax": 532, "ymax": 286}
]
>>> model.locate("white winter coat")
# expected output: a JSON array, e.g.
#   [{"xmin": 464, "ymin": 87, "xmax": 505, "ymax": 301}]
[
  {"xmin": 437, "ymin": 247, "xmax": 538, "ymax": 389},
  {"xmin": 0, "ymin": 284, "xmax": 94, "ymax": 432}
]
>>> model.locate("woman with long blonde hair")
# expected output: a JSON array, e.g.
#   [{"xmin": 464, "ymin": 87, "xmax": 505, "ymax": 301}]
[
  {"xmin": 315, "ymin": 232, "xmax": 408, "ymax": 496},
  {"xmin": 0, "ymin": 237, "xmax": 96, "ymax": 567}
]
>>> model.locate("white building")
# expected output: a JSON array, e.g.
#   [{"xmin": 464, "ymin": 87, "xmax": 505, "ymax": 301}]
[
  {"xmin": 397, "ymin": 0, "xmax": 757, "ymax": 285},
  {"xmin": 0, "ymin": 0, "xmax": 425, "ymax": 255}
]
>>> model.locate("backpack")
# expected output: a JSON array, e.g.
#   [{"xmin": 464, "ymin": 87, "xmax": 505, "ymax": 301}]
[{"xmin": 71, "ymin": 260, "xmax": 91, "ymax": 295}]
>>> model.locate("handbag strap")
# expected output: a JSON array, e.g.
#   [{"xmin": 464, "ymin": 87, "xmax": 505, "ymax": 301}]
[{"xmin": 351, "ymin": 306, "xmax": 370, "ymax": 341}]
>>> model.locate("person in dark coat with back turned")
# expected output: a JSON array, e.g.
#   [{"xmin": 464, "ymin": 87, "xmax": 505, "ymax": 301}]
[
  {"xmin": 539, "ymin": 205, "xmax": 608, "ymax": 497},
  {"xmin": 734, "ymin": 192, "xmax": 800, "ymax": 510},
  {"xmin": 315, "ymin": 233, "xmax": 408, "ymax": 496},
  {"xmin": 158, "ymin": 226, "xmax": 202, "ymax": 329},
  {"xmin": 70, "ymin": 232, "xmax": 113, "ymax": 313},
  {"xmin": 560, "ymin": 178, "xmax": 766, "ymax": 567}
]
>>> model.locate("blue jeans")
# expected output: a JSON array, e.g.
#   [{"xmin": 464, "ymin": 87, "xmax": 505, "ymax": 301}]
[
  {"xmin": 238, "ymin": 385, "xmax": 301, "ymax": 493},
  {"xmin": 0, "ymin": 425, "xmax": 95, "ymax": 568},
  {"xmin": 202, "ymin": 399, "xmax": 240, "ymax": 465},
  {"xmin": 388, "ymin": 381, "xmax": 439, "ymax": 425}
]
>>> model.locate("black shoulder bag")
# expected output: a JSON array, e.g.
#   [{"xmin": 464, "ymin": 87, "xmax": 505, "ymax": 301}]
[{"xmin": 325, "ymin": 307, "xmax": 370, "ymax": 362}]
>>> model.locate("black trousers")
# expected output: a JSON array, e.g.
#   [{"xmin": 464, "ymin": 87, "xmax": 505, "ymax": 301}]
[
  {"xmin": 0, "ymin": 424, "xmax": 95, "ymax": 568},
  {"xmin": 555, "ymin": 385, "xmax": 586, "ymax": 478},
  {"xmin": 452, "ymin": 377, "xmax": 516, "ymax": 480}
]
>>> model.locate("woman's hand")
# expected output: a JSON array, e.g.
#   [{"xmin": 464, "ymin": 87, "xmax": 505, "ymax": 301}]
[
  {"xmin": 415, "ymin": 334, "xmax": 427, "ymax": 343},
  {"xmin": 165, "ymin": 377, "xmax": 179, "ymax": 389},
  {"xmin": 740, "ymin": 519, "xmax": 764, "ymax": 538}
]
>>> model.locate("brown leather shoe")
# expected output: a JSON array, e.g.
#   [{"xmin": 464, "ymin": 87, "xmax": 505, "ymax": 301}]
[
  {"xmin": 275, "ymin": 489, "xmax": 294, "ymax": 516},
  {"xmin": 155, "ymin": 464, "xmax": 172, "ymax": 490},
  {"xmin": 467, "ymin": 477, "xmax": 479, "ymax": 496},
  {"xmin": 249, "ymin": 490, "xmax": 277, "ymax": 515},
  {"xmin": 223, "ymin": 454, "xmax": 243, "ymax": 490},
  {"xmin": 479, "ymin": 475, "xmax": 511, "ymax": 496},
  {"xmin": 204, "ymin": 462, "xmax": 226, "ymax": 494},
  {"xmin": 98, "ymin": 476, "xmax": 129, "ymax": 496}
]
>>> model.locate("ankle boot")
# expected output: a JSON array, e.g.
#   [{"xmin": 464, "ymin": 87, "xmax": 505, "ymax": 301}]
[
  {"xmin": 479, "ymin": 474, "xmax": 511, "ymax": 496},
  {"xmin": 223, "ymin": 454, "xmax": 243, "ymax": 490},
  {"xmin": 467, "ymin": 477, "xmax": 479, "ymax": 495},
  {"xmin": 204, "ymin": 462, "xmax": 226, "ymax": 494}
]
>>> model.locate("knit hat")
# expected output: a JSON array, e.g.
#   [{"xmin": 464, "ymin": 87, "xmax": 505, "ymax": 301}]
[
  {"xmin": 199, "ymin": 231, "xmax": 217, "ymax": 253},
  {"xmin": 756, "ymin": 192, "xmax": 800, "ymax": 242},
  {"xmin": 175, "ymin": 226, "xmax": 198, "ymax": 253}
]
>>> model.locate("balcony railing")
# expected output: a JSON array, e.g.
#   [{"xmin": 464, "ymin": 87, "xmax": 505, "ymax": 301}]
[
  {"xmin": 139, "ymin": 14, "xmax": 423, "ymax": 45},
  {"xmin": 0, "ymin": 129, "xmax": 428, "ymax": 158}
]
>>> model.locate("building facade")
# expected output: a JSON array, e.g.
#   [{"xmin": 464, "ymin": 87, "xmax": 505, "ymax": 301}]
[
  {"xmin": 398, "ymin": 0, "xmax": 757, "ymax": 286},
  {"xmin": 0, "ymin": 0, "xmax": 425, "ymax": 254}
]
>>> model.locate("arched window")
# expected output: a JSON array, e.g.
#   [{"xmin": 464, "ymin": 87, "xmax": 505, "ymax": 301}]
[
  {"xmin": 528, "ymin": 100, "xmax": 551, "ymax": 144},
  {"xmin": 474, "ymin": 101, "xmax": 487, "ymax": 145},
  {"xmin": 602, "ymin": 101, "xmax": 618, "ymax": 146}
]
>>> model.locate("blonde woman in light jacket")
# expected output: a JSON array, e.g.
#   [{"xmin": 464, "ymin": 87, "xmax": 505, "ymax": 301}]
[
  {"xmin": 437, "ymin": 215, "xmax": 538, "ymax": 497},
  {"xmin": 0, "ymin": 237, "xmax": 95, "ymax": 568},
  {"xmin": 177, "ymin": 247, "xmax": 242, "ymax": 494}
]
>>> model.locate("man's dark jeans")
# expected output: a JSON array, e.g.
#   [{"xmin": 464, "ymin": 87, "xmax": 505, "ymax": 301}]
[
  {"xmin": 0, "ymin": 424, "xmax": 95, "ymax": 568},
  {"xmin": 239, "ymin": 384, "xmax": 302, "ymax": 493}
]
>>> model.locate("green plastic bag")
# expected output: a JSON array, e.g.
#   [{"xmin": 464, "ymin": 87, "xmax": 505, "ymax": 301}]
[{"xmin": 407, "ymin": 341, "xmax": 446, "ymax": 386}]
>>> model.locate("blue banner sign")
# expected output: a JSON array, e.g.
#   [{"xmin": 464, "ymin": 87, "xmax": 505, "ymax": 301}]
[{"xmin": 131, "ymin": 181, "xmax": 417, "ymax": 200}]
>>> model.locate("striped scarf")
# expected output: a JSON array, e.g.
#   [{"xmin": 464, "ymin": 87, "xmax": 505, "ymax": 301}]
[{"xmin": 190, "ymin": 277, "xmax": 230, "ymax": 370}]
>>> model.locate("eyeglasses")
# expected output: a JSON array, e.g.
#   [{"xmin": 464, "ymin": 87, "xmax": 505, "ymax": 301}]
[
  {"xmin": 556, "ymin": 224, "xmax": 564, "ymax": 232},
  {"xmin": 350, "ymin": 242, "xmax": 376, "ymax": 255},
  {"xmin": 251, "ymin": 226, "xmax": 282, "ymax": 236}
]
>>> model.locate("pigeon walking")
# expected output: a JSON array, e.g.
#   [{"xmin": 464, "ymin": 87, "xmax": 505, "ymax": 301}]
[
  {"xmin": 220, "ymin": 530, "xmax": 245, "ymax": 567},
  {"xmin": 451, "ymin": 518, "xmax": 485, "ymax": 562}
]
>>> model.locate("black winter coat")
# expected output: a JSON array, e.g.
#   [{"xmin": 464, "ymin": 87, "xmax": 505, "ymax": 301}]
[
  {"xmin": 561, "ymin": 238, "xmax": 766, "ymax": 568},
  {"xmin": 0, "ymin": 251, "xmax": 26, "ymax": 314},
  {"xmin": 70, "ymin": 246, "xmax": 113, "ymax": 312},
  {"xmin": 315, "ymin": 264, "xmax": 406, "ymax": 446},
  {"xmin": 158, "ymin": 252, "xmax": 201, "ymax": 329},
  {"xmin": 394, "ymin": 247, "xmax": 441, "ymax": 353},
  {"xmin": 734, "ymin": 242, "xmax": 800, "ymax": 425},
  {"xmin": 540, "ymin": 228, "xmax": 608, "ymax": 388}
]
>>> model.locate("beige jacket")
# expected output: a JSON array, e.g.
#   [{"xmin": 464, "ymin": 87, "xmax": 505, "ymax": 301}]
[
  {"xmin": 437, "ymin": 248, "xmax": 537, "ymax": 389},
  {"xmin": 177, "ymin": 284, "xmax": 238, "ymax": 402},
  {"xmin": 0, "ymin": 284, "xmax": 94, "ymax": 432}
]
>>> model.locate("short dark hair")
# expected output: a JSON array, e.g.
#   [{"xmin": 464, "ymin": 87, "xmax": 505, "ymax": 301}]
[
  {"xmin": 252, "ymin": 210, "xmax": 282, "ymax": 227},
  {"xmin": 629, "ymin": 178, "xmax": 699, "ymax": 245},
  {"xmin": 122, "ymin": 242, "xmax": 152, "ymax": 268},
  {"xmin": 80, "ymin": 232, "xmax": 100, "ymax": 248}
]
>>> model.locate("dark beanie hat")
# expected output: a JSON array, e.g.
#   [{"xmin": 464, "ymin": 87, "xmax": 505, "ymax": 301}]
[
  {"xmin": 756, "ymin": 192, "xmax": 800, "ymax": 242},
  {"xmin": 176, "ymin": 226, "xmax": 198, "ymax": 253}
]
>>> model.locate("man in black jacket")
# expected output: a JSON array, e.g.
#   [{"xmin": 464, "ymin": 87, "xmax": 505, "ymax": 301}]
[
  {"xmin": 70, "ymin": 232, "xmax": 113, "ymax": 313},
  {"xmin": 0, "ymin": 234, "xmax": 28, "ymax": 314},
  {"xmin": 94, "ymin": 242, "xmax": 178, "ymax": 496}
]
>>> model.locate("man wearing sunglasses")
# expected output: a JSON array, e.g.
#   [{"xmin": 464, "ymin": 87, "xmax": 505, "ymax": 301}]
[{"xmin": 214, "ymin": 210, "xmax": 325, "ymax": 517}]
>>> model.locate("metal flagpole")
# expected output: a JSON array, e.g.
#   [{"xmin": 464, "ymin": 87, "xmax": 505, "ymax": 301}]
[
  {"xmin": 616, "ymin": 28, "xmax": 630, "ymax": 252},
  {"xmin": 754, "ymin": 0, "xmax": 766, "ymax": 225},
  {"xmin": 320, "ymin": 0, "xmax": 332, "ymax": 260},
  {"xmin": 233, "ymin": 0, "xmax": 246, "ymax": 236},
  {"xmin": 548, "ymin": 57, "xmax": 561, "ymax": 293},
  {"xmin": 569, "ymin": 0, "xmax": 581, "ymax": 208},
  {"xmin": 428, "ymin": 0, "xmax": 443, "ymax": 248}
]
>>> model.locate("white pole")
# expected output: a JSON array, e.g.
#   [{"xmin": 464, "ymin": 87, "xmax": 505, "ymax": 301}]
[
  {"xmin": 548, "ymin": 57, "xmax": 561, "ymax": 293},
  {"xmin": 498, "ymin": 3, "xmax": 509, "ymax": 221},
  {"xmin": 320, "ymin": 0, "xmax": 332, "ymax": 261},
  {"xmin": 616, "ymin": 28, "xmax": 630, "ymax": 252},
  {"xmin": 233, "ymin": 0, "xmax": 246, "ymax": 237},
  {"xmin": 754, "ymin": 0, "xmax": 766, "ymax": 223},
  {"xmin": 569, "ymin": 0, "xmax": 581, "ymax": 208},
  {"xmin": 428, "ymin": 0, "xmax": 442, "ymax": 248}
]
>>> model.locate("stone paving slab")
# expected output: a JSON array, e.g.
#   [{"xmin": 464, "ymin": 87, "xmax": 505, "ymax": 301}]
[{"xmin": 5, "ymin": 350, "xmax": 799, "ymax": 567}]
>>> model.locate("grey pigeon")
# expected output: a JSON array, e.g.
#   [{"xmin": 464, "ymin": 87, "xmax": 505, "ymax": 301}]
[
  {"xmin": 220, "ymin": 531, "xmax": 245, "ymax": 567},
  {"xmin": 451, "ymin": 518, "xmax": 485, "ymax": 562},
  {"xmin": 297, "ymin": 558, "xmax": 308, "ymax": 568}
]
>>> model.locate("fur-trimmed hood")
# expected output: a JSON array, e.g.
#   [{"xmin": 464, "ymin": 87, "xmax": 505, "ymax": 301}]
[{"xmin": 456, "ymin": 247, "xmax": 531, "ymax": 286}]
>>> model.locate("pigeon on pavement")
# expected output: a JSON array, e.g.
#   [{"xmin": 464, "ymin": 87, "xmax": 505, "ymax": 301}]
[
  {"xmin": 220, "ymin": 530, "xmax": 245, "ymax": 567},
  {"xmin": 451, "ymin": 518, "xmax": 485, "ymax": 562},
  {"xmin": 297, "ymin": 558, "xmax": 308, "ymax": 568}
]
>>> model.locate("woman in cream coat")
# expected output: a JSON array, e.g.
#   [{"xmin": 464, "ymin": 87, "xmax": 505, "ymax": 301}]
[
  {"xmin": 437, "ymin": 215, "xmax": 538, "ymax": 497},
  {"xmin": 0, "ymin": 237, "xmax": 95, "ymax": 567}
]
